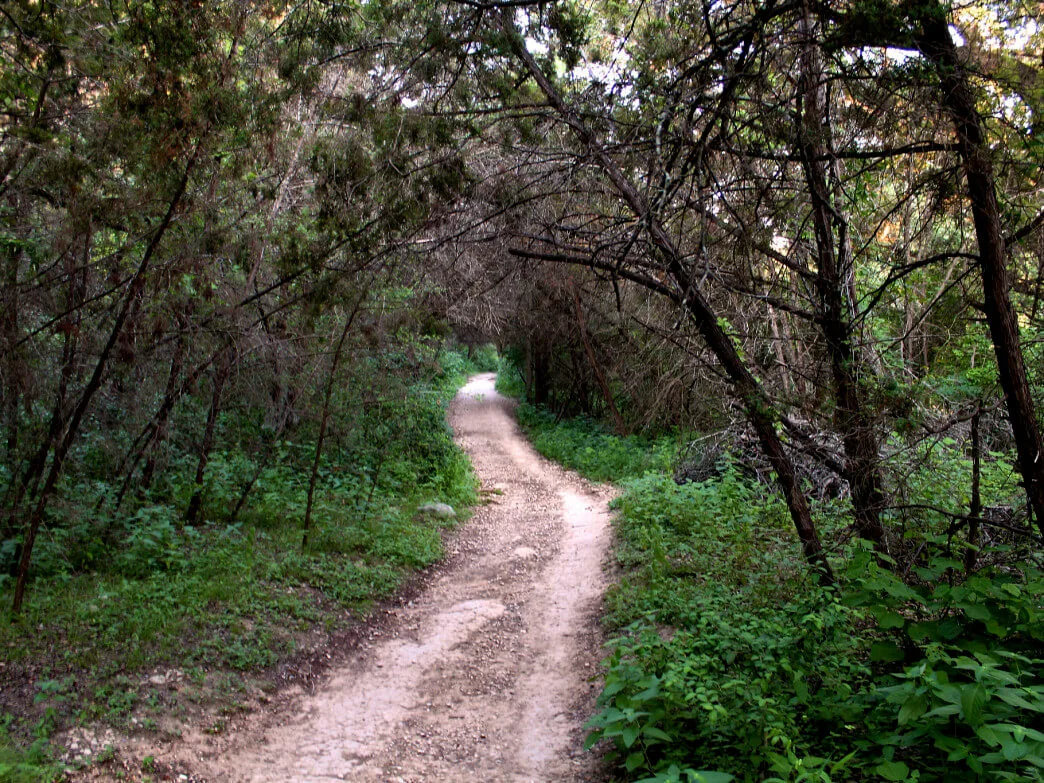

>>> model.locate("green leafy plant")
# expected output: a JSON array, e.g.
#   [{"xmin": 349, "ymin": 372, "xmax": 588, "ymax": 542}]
[
  {"xmin": 589, "ymin": 591, "xmax": 872, "ymax": 782},
  {"xmin": 0, "ymin": 715, "xmax": 61, "ymax": 783},
  {"xmin": 0, "ymin": 345, "xmax": 480, "ymax": 746},
  {"xmin": 494, "ymin": 351, "xmax": 528, "ymax": 399},
  {"xmin": 870, "ymin": 647, "xmax": 1044, "ymax": 780},
  {"xmin": 115, "ymin": 505, "xmax": 188, "ymax": 578},
  {"xmin": 847, "ymin": 545, "xmax": 1044, "ymax": 781},
  {"xmin": 515, "ymin": 403, "xmax": 676, "ymax": 482},
  {"xmin": 589, "ymin": 466, "xmax": 874, "ymax": 781}
]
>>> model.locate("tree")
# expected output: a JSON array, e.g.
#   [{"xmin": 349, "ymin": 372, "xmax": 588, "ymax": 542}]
[
  {"xmin": 1, "ymin": 0, "xmax": 479, "ymax": 610},
  {"xmin": 816, "ymin": 0, "xmax": 1044, "ymax": 537},
  {"xmin": 421, "ymin": 0, "xmax": 1042, "ymax": 566},
  {"xmin": 497, "ymin": 7, "xmax": 833, "ymax": 580}
]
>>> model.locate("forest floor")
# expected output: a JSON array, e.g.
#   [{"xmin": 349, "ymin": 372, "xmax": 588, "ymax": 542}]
[{"xmin": 69, "ymin": 373, "xmax": 614, "ymax": 782}]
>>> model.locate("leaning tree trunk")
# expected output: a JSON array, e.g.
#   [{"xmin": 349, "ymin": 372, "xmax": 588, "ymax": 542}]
[
  {"xmin": 138, "ymin": 328, "xmax": 188, "ymax": 491},
  {"xmin": 914, "ymin": 6, "xmax": 1044, "ymax": 538},
  {"xmin": 11, "ymin": 157, "xmax": 195, "ymax": 612},
  {"xmin": 301, "ymin": 287, "xmax": 370, "ymax": 552},
  {"xmin": 2, "ymin": 229, "xmax": 21, "ymax": 474},
  {"xmin": 570, "ymin": 280, "xmax": 627, "ymax": 435},
  {"xmin": 111, "ymin": 320, "xmax": 192, "ymax": 512},
  {"xmin": 11, "ymin": 231, "xmax": 89, "ymax": 516},
  {"xmin": 502, "ymin": 11, "xmax": 833, "ymax": 583}
]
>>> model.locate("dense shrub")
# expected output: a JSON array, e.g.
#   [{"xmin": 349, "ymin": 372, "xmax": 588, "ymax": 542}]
[{"xmin": 592, "ymin": 470, "xmax": 871, "ymax": 782}]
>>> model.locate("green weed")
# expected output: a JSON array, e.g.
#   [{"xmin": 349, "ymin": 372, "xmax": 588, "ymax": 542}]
[
  {"xmin": 585, "ymin": 431, "xmax": 1043, "ymax": 782},
  {"xmin": 514, "ymin": 403, "xmax": 676, "ymax": 483},
  {"xmin": 0, "ymin": 716, "xmax": 61, "ymax": 783},
  {"xmin": 494, "ymin": 353, "xmax": 527, "ymax": 399},
  {"xmin": 845, "ymin": 544, "xmax": 1044, "ymax": 782},
  {"xmin": 591, "ymin": 468, "xmax": 871, "ymax": 781}
]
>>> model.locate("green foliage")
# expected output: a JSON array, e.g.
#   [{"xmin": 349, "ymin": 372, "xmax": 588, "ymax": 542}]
[
  {"xmin": 515, "ymin": 403, "xmax": 676, "ymax": 483},
  {"xmin": 589, "ymin": 599, "xmax": 868, "ymax": 782},
  {"xmin": 845, "ymin": 546, "xmax": 1043, "ymax": 658},
  {"xmin": 889, "ymin": 435, "xmax": 1021, "ymax": 526},
  {"xmin": 494, "ymin": 352, "xmax": 527, "ymax": 400},
  {"xmin": 114, "ymin": 505, "xmax": 188, "ymax": 578},
  {"xmin": 462, "ymin": 343, "xmax": 500, "ymax": 373},
  {"xmin": 869, "ymin": 647, "xmax": 1044, "ymax": 781},
  {"xmin": 547, "ymin": 0, "xmax": 592, "ymax": 69},
  {"xmin": 592, "ymin": 469, "xmax": 870, "ymax": 782},
  {"xmin": 590, "ymin": 461, "xmax": 1043, "ymax": 782},
  {"xmin": 846, "ymin": 546, "xmax": 1044, "ymax": 781},
  {"xmin": 0, "ymin": 716, "xmax": 60, "ymax": 783}
]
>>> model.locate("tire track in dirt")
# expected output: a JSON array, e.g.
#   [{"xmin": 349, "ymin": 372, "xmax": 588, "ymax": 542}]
[{"xmin": 197, "ymin": 373, "xmax": 613, "ymax": 782}]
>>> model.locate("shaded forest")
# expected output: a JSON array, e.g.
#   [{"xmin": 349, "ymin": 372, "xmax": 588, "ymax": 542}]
[{"xmin": 1, "ymin": 0, "xmax": 1043, "ymax": 780}]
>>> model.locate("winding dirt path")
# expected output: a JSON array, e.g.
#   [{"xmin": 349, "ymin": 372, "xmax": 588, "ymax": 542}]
[{"xmin": 200, "ymin": 373, "xmax": 613, "ymax": 781}]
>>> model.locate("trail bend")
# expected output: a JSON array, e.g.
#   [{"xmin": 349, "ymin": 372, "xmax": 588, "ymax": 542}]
[{"xmin": 200, "ymin": 373, "xmax": 613, "ymax": 782}]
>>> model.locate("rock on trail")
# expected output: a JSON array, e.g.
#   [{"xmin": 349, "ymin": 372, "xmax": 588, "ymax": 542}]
[{"xmin": 195, "ymin": 373, "xmax": 614, "ymax": 782}]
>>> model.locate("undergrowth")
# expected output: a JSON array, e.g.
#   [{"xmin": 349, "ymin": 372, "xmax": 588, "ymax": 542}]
[
  {"xmin": 510, "ymin": 391, "xmax": 1043, "ymax": 783},
  {"xmin": 513, "ymin": 403, "xmax": 676, "ymax": 482},
  {"xmin": 0, "ymin": 715, "xmax": 61, "ymax": 783},
  {"xmin": 0, "ymin": 344, "xmax": 487, "ymax": 762},
  {"xmin": 592, "ymin": 470, "xmax": 871, "ymax": 783}
]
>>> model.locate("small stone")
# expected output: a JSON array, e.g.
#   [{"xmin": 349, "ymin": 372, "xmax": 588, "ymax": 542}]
[{"xmin": 416, "ymin": 502, "xmax": 456, "ymax": 520}]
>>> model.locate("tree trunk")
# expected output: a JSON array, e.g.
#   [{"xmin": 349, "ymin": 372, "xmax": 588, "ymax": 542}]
[
  {"xmin": 767, "ymin": 306, "xmax": 793, "ymax": 397},
  {"xmin": 966, "ymin": 408, "xmax": 982, "ymax": 574},
  {"xmin": 12, "ymin": 157, "xmax": 195, "ymax": 612},
  {"xmin": 110, "ymin": 322, "xmax": 192, "ymax": 513},
  {"xmin": 302, "ymin": 289, "xmax": 369, "ymax": 552},
  {"xmin": 139, "ymin": 328, "xmax": 188, "ymax": 491},
  {"xmin": 527, "ymin": 336, "xmax": 551, "ymax": 406},
  {"xmin": 185, "ymin": 351, "xmax": 231, "ymax": 526},
  {"xmin": 2, "ymin": 231, "xmax": 20, "ymax": 473},
  {"xmin": 570, "ymin": 281, "xmax": 627, "ymax": 435},
  {"xmin": 12, "ymin": 230, "xmax": 89, "ymax": 513},
  {"xmin": 797, "ymin": 4, "xmax": 890, "ymax": 550},
  {"xmin": 914, "ymin": 5, "xmax": 1044, "ymax": 538},
  {"xmin": 1, "ymin": 238, "xmax": 24, "ymax": 536}
]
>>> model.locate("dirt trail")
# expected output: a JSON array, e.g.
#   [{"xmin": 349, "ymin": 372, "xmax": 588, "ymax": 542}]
[{"xmin": 195, "ymin": 373, "xmax": 613, "ymax": 782}]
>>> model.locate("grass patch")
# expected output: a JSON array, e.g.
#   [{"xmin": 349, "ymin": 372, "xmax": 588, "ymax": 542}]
[
  {"xmin": 513, "ymin": 403, "xmax": 676, "ymax": 483},
  {"xmin": 0, "ymin": 716, "xmax": 61, "ymax": 783},
  {"xmin": 2, "ymin": 518, "xmax": 423, "ymax": 676}
]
